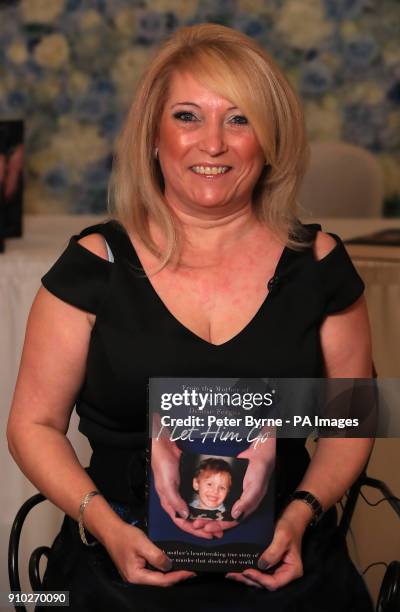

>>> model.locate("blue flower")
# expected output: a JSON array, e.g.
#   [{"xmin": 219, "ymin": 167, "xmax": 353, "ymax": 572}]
[
  {"xmin": 137, "ymin": 11, "xmax": 178, "ymax": 45},
  {"xmin": 233, "ymin": 13, "xmax": 266, "ymax": 38},
  {"xmin": 65, "ymin": 0, "xmax": 82, "ymax": 11},
  {"xmin": 300, "ymin": 62, "xmax": 333, "ymax": 96},
  {"xmin": 342, "ymin": 103, "xmax": 386, "ymax": 149},
  {"xmin": 44, "ymin": 167, "xmax": 69, "ymax": 192},
  {"xmin": 344, "ymin": 35, "xmax": 379, "ymax": 69},
  {"xmin": 7, "ymin": 90, "xmax": 28, "ymax": 111},
  {"xmin": 323, "ymin": 0, "xmax": 369, "ymax": 21},
  {"xmin": 194, "ymin": 0, "xmax": 237, "ymax": 27},
  {"xmin": 387, "ymin": 81, "xmax": 400, "ymax": 105},
  {"xmin": 74, "ymin": 94, "xmax": 103, "ymax": 121},
  {"xmin": 100, "ymin": 112, "xmax": 122, "ymax": 138},
  {"xmin": 91, "ymin": 77, "xmax": 115, "ymax": 96},
  {"xmin": 83, "ymin": 156, "xmax": 113, "ymax": 189},
  {"xmin": 54, "ymin": 92, "xmax": 73, "ymax": 114},
  {"xmin": 72, "ymin": 185, "xmax": 108, "ymax": 214}
]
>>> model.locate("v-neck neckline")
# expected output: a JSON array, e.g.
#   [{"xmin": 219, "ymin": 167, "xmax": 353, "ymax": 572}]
[{"xmin": 113, "ymin": 220, "xmax": 292, "ymax": 349}]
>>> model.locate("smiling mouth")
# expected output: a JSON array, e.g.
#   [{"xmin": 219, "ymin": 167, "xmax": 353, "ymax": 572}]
[{"xmin": 190, "ymin": 165, "xmax": 231, "ymax": 177}]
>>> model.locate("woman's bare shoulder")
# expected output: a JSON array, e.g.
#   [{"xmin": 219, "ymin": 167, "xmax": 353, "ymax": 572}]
[
  {"xmin": 313, "ymin": 231, "xmax": 338, "ymax": 261},
  {"xmin": 77, "ymin": 233, "xmax": 109, "ymax": 261}
]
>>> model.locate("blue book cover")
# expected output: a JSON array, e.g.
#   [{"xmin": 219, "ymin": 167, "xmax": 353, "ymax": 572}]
[{"xmin": 146, "ymin": 378, "xmax": 276, "ymax": 572}]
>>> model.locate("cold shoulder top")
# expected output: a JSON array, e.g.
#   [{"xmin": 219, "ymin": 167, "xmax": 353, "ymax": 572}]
[{"xmin": 41, "ymin": 219, "xmax": 364, "ymax": 520}]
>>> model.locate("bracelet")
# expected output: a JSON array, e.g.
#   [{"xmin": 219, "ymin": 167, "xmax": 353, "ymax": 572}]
[
  {"xmin": 78, "ymin": 490, "xmax": 100, "ymax": 546},
  {"xmin": 288, "ymin": 490, "xmax": 323, "ymax": 527}
]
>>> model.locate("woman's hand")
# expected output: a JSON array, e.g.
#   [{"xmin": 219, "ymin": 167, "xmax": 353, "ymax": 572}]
[
  {"xmin": 226, "ymin": 500, "xmax": 310, "ymax": 590},
  {"xmin": 104, "ymin": 520, "xmax": 196, "ymax": 586},
  {"xmin": 151, "ymin": 436, "xmax": 223, "ymax": 539}
]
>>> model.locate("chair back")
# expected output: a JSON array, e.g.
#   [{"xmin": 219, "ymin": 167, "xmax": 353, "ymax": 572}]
[
  {"xmin": 8, "ymin": 493, "xmax": 50, "ymax": 612},
  {"xmin": 298, "ymin": 141, "xmax": 384, "ymax": 217}
]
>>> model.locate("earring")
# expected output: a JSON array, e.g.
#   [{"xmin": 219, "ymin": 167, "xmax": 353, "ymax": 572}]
[{"xmin": 154, "ymin": 147, "xmax": 159, "ymax": 160}]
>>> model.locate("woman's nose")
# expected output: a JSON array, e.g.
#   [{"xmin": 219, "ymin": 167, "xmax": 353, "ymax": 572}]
[{"xmin": 198, "ymin": 123, "xmax": 228, "ymax": 156}]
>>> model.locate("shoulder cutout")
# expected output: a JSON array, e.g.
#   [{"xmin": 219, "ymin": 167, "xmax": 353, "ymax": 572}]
[
  {"xmin": 41, "ymin": 227, "xmax": 113, "ymax": 315},
  {"xmin": 77, "ymin": 234, "xmax": 109, "ymax": 262},
  {"xmin": 313, "ymin": 231, "xmax": 338, "ymax": 261}
]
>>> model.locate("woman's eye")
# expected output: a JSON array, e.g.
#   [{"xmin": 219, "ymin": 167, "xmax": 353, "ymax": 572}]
[
  {"xmin": 230, "ymin": 115, "xmax": 248, "ymax": 125},
  {"xmin": 173, "ymin": 111, "xmax": 197, "ymax": 122}
]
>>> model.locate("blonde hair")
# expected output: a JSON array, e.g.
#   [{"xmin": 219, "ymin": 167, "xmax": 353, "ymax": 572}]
[{"xmin": 109, "ymin": 23, "xmax": 311, "ymax": 265}]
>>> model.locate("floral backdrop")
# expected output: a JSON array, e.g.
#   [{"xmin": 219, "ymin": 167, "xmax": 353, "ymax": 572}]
[{"xmin": 0, "ymin": 0, "xmax": 399, "ymax": 215}]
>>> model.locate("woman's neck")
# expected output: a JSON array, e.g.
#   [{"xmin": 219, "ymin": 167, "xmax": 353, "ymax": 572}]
[{"xmin": 153, "ymin": 201, "xmax": 261, "ymax": 263}]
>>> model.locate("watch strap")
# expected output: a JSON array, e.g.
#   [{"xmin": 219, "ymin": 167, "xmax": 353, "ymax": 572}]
[{"xmin": 289, "ymin": 490, "xmax": 323, "ymax": 526}]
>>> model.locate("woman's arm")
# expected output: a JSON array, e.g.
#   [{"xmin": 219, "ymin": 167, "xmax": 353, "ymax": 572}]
[{"xmin": 7, "ymin": 236, "xmax": 194, "ymax": 586}]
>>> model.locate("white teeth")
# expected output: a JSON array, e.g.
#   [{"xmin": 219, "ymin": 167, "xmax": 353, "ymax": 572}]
[{"xmin": 191, "ymin": 166, "xmax": 230, "ymax": 175}]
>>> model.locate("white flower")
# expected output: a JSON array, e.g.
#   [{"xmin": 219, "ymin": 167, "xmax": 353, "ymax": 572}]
[
  {"xmin": 79, "ymin": 10, "xmax": 103, "ymax": 30},
  {"xmin": 30, "ymin": 148, "xmax": 57, "ymax": 176},
  {"xmin": 52, "ymin": 119, "xmax": 109, "ymax": 176},
  {"xmin": 34, "ymin": 34, "xmax": 70, "ymax": 69},
  {"xmin": 344, "ymin": 82, "xmax": 384, "ymax": 105},
  {"xmin": 69, "ymin": 71, "xmax": 90, "ymax": 96},
  {"xmin": 112, "ymin": 47, "xmax": 153, "ymax": 105},
  {"xmin": 6, "ymin": 41, "xmax": 28, "ymax": 65},
  {"xmin": 147, "ymin": 0, "xmax": 198, "ymax": 19},
  {"xmin": 21, "ymin": 0, "xmax": 65, "ymax": 24},
  {"xmin": 305, "ymin": 99, "xmax": 342, "ymax": 141},
  {"xmin": 340, "ymin": 20, "xmax": 360, "ymax": 41},
  {"xmin": 378, "ymin": 154, "xmax": 400, "ymax": 198},
  {"xmin": 276, "ymin": 0, "xmax": 333, "ymax": 49},
  {"xmin": 383, "ymin": 42, "xmax": 400, "ymax": 68},
  {"xmin": 238, "ymin": 0, "xmax": 275, "ymax": 16},
  {"xmin": 25, "ymin": 181, "xmax": 67, "ymax": 213},
  {"xmin": 114, "ymin": 8, "xmax": 138, "ymax": 36},
  {"xmin": 35, "ymin": 77, "xmax": 62, "ymax": 103}
]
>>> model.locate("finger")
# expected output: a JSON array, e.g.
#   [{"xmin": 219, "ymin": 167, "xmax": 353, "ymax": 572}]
[
  {"xmin": 244, "ymin": 564, "xmax": 303, "ymax": 591},
  {"xmin": 173, "ymin": 517, "xmax": 214, "ymax": 539},
  {"xmin": 164, "ymin": 489, "xmax": 189, "ymax": 519},
  {"xmin": 258, "ymin": 530, "xmax": 290, "ymax": 569},
  {"xmin": 203, "ymin": 520, "xmax": 238, "ymax": 534},
  {"xmin": 160, "ymin": 499, "xmax": 214, "ymax": 539},
  {"xmin": 137, "ymin": 536, "xmax": 173, "ymax": 571},
  {"xmin": 161, "ymin": 497, "xmax": 190, "ymax": 524},
  {"xmin": 226, "ymin": 573, "xmax": 263, "ymax": 589},
  {"xmin": 133, "ymin": 567, "xmax": 196, "ymax": 587}
]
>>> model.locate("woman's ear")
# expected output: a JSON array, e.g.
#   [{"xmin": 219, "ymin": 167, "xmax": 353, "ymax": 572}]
[{"xmin": 192, "ymin": 477, "xmax": 199, "ymax": 491}]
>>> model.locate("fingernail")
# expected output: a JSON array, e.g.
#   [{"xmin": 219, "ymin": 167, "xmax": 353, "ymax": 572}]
[
  {"xmin": 258, "ymin": 558, "xmax": 269, "ymax": 570},
  {"xmin": 231, "ymin": 509, "xmax": 242, "ymax": 519},
  {"xmin": 162, "ymin": 558, "xmax": 173, "ymax": 571},
  {"xmin": 179, "ymin": 509, "xmax": 189, "ymax": 519},
  {"xmin": 245, "ymin": 577, "xmax": 263, "ymax": 589}
]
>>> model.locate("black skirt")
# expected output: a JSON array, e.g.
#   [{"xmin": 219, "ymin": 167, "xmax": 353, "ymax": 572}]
[{"xmin": 36, "ymin": 504, "xmax": 373, "ymax": 612}]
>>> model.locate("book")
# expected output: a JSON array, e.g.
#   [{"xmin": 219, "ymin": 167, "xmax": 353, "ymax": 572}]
[
  {"xmin": 0, "ymin": 120, "xmax": 24, "ymax": 239},
  {"xmin": 146, "ymin": 378, "xmax": 275, "ymax": 573},
  {"xmin": 345, "ymin": 229, "xmax": 400, "ymax": 261}
]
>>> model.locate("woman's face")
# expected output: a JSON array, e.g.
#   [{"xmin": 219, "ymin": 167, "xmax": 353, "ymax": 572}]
[{"xmin": 156, "ymin": 70, "xmax": 265, "ymax": 215}]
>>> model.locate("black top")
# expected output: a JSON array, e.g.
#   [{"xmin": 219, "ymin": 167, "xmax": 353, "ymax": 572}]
[{"xmin": 41, "ymin": 220, "xmax": 364, "ymax": 515}]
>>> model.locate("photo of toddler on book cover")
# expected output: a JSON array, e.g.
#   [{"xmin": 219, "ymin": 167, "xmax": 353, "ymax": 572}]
[{"xmin": 183, "ymin": 456, "xmax": 239, "ymax": 522}]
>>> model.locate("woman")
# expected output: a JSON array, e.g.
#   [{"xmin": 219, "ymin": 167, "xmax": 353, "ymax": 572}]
[{"xmin": 7, "ymin": 24, "xmax": 374, "ymax": 611}]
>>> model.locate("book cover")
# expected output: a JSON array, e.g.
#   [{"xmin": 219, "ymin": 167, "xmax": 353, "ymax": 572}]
[
  {"xmin": 146, "ymin": 378, "xmax": 276, "ymax": 573},
  {"xmin": 345, "ymin": 228, "xmax": 400, "ymax": 261}
]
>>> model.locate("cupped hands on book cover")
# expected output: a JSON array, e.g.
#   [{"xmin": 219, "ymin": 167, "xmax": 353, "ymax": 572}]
[{"xmin": 146, "ymin": 378, "xmax": 276, "ymax": 572}]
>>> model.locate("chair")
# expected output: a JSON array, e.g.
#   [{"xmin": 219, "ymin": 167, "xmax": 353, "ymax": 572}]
[
  {"xmin": 9, "ymin": 481, "xmax": 400, "ymax": 612},
  {"xmin": 8, "ymin": 493, "xmax": 51, "ymax": 612},
  {"xmin": 298, "ymin": 141, "xmax": 384, "ymax": 218}
]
